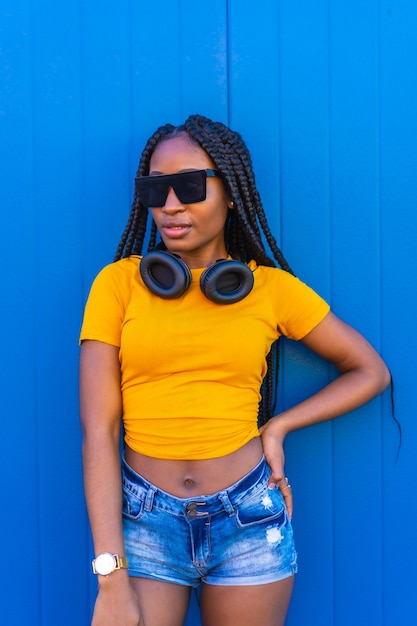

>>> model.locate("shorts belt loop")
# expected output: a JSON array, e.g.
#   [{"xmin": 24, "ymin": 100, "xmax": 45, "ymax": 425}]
[
  {"xmin": 218, "ymin": 491, "xmax": 234, "ymax": 516},
  {"xmin": 144, "ymin": 486, "xmax": 157, "ymax": 512}
]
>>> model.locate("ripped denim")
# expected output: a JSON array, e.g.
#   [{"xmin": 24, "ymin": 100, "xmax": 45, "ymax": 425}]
[{"xmin": 122, "ymin": 455, "xmax": 298, "ymax": 587}]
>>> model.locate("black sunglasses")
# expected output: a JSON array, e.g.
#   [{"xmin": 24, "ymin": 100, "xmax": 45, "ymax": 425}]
[{"xmin": 135, "ymin": 169, "xmax": 220, "ymax": 207}]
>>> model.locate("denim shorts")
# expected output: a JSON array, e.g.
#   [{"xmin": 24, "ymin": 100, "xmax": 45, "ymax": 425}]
[{"xmin": 121, "ymin": 456, "xmax": 297, "ymax": 587}]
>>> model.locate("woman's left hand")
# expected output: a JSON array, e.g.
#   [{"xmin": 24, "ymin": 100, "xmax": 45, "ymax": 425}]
[{"xmin": 259, "ymin": 420, "xmax": 293, "ymax": 520}]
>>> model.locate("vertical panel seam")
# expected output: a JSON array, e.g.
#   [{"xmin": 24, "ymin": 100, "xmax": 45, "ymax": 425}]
[
  {"xmin": 376, "ymin": 2, "xmax": 386, "ymax": 624},
  {"xmin": 28, "ymin": 1, "xmax": 44, "ymax": 622},
  {"xmin": 225, "ymin": 0, "xmax": 231, "ymax": 126},
  {"xmin": 326, "ymin": 1, "xmax": 337, "ymax": 624}
]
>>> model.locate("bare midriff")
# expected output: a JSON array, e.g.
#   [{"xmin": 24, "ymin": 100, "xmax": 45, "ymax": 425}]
[{"xmin": 124, "ymin": 436, "xmax": 263, "ymax": 498}]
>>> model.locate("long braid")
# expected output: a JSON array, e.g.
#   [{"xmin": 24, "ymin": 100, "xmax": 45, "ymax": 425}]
[
  {"xmin": 184, "ymin": 116, "xmax": 293, "ymax": 273},
  {"xmin": 114, "ymin": 123, "xmax": 175, "ymax": 261},
  {"xmin": 182, "ymin": 116, "xmax": 292, "ymax": 424},
  {"xmin": 115, "ymin": 114, "xmax": 293, "ymax": 423}
]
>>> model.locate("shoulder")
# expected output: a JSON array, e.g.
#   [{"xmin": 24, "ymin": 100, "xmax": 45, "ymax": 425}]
[
  {"xmin": 251, "ymin": 263, "xmax": 330, "ymax": 340},
  {"xmin": 85, "ymin": 256, "xmax": 141, "ymax": 308},
  {"xmin": 80, "ymin": 257, "xmax": 141, "ymax": 345},
  {"xmin": 251, "ymin": 262, "xmax": 310, "ymax": 290},
  {"xmin": 95, "ymin": 255, "xmax": 140, "ymax": 280},
  {"xmin": 90, "ymin": 256, "xmax": 140, "ymax": 290}
]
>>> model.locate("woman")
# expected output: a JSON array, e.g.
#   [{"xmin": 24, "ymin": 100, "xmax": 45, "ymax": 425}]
[{"xmin": 80, "ymin": 114, "xmax": 390, "ymax": 626}]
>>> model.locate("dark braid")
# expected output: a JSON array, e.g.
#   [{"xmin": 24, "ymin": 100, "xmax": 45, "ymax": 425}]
[
  {"xmin": 183, "ymin": 115, "xmax": 294, "ymax": 274},
  {"xmin": 115, "ymin": 114, "xmax": 294, "ymax": 424},
  {"xmin": 114, "ymin": 123, "xmax": 175, "ymax": 260}
]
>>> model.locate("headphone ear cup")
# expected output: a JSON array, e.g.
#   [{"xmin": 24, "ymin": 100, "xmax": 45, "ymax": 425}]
[
  {"xmin": 140, "ymin": 251, "xmax": 192, "ymax": 299},
  {"xmin": 200, "ymin": 260, "xmax": 254, "ymax": 304}
]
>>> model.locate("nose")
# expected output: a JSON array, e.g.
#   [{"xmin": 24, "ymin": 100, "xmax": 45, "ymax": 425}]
[{"xmin": 162, "ymin": 186, "xmax": 184, "ymax": 212}]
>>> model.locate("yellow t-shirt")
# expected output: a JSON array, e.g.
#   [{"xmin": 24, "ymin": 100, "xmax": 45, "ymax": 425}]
[{"xmin": 80, "ymin": 256, "xmax": 330, "ymax": 460}]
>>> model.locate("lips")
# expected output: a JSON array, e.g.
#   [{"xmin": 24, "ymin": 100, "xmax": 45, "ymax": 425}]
[{"xmin": 161, "ymin": 221, "xmax": 192, "ymax": 238}]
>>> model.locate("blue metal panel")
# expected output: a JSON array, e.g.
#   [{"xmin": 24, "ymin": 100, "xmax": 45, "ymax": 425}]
[
  {"xmin": 80, "ymin": 0, "xmax": 133, "ymax": 285},
  {"xmin": 379, "ymin": 2, "xmax": 417, "ymax": 624},
  {"xmin": 277, "ymin": 4, "xmax": 334, "ymax": 624},
  {"xmin": 1, "ymin": 1, "xmax": 416, "ymax": 624},
  {"xmin": 179, "ymin": 0, "xmax": 229, "ymax": 122},
  {"xmin": 25, "ymin": 1, "xmax": 90, "ymax": 624},
  {"xmin": 328, "ymin": 3, "xmax": 384, "ymax": 625},
  {"xmin": 228, "ymin": 0, "xmax": 282, "ymax": 238},
  {"xmin": 0, "ymin": 4, "xmax": 42, "ymax": 624}
]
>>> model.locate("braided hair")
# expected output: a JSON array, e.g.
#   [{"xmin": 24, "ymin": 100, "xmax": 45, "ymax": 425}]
[{"xmin": 115, "ymin": 114, "xmax": 294, "ymax": 425}]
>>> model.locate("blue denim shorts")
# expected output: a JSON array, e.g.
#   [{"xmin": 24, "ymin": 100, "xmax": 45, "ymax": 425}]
[{"xmin": 121, "ymin": 456, "xmax": 297, "ymax": 587}]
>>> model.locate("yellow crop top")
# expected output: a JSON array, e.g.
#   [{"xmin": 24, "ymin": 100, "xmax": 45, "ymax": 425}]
[{"xmin": 80, "ymin": 256, "xmax": 330, "ymax": 460}]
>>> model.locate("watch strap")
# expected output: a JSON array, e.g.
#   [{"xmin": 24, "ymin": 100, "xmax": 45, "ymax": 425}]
[
  {"xmin": 114, "ymin": 555, "xmax": 129, "ymax": 570},
  {"xmin": 92, "ymin": 552, "xmax": 129, "ymax": 575}
]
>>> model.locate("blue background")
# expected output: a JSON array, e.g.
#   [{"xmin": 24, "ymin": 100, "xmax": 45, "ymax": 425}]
[{"xmin": 1, "ymin": 1, "xmax": 416, "ymax": 624}]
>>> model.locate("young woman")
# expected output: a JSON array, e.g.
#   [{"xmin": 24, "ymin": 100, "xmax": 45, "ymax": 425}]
[{"xmin": 80, "ymin": 114, "xmax": 390, "ymax": 626}]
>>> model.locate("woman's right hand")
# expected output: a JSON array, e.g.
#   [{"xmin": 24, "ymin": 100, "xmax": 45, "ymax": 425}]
[{"xmin": 91, "ymin": 575, "xmax": 143, "ymax": 626}]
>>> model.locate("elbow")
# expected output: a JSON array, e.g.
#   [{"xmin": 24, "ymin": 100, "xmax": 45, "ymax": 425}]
[
  {"xmin": 81, "ymin": 430, "xmax": 122, "ymax": 472},
  {"xmin": 367, "ymin": 357, "xmax": 391, "ymax": 397},
  {"xmin": 379, "ymin": 361, "xmax": 392, "ymax": 394},
  {"xmin": 81, "ymin": 422, "xmax": 122, "ymax": 457}
]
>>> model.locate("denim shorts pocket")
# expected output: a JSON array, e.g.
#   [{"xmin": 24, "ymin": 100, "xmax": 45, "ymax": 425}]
[
  {"xmin": 122, "ymin": 479, "xmax": 145, "ymax": 521},
  {"xmin": 235, "ymin": 484, "xmax": 286, "ymax": 528}
]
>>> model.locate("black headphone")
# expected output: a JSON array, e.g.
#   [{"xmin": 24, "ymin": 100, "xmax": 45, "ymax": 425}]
[{"xmin": 139, "ymin": 250, "xmax": 254, "ymax": 304}]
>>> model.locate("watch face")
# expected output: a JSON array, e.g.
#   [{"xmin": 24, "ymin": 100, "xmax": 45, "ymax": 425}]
[{"xmin": 95, "ymin": 552, "xmax": 116, "ymax": 576}]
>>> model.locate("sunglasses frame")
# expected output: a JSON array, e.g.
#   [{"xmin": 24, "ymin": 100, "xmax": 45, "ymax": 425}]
[{"xmin": 135, "ymin": 169, "xmax": 220, "ymax": 207}]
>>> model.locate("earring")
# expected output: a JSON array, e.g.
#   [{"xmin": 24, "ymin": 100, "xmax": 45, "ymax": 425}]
[{"xmin": 229, "ymin": 201, "xmax": 234, "ymax": 208}]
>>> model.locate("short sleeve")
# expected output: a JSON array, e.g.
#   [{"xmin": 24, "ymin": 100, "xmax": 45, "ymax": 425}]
[
  {"xmin": 79, "ymin": 258, "xmax": 138, "ymax": 347},
  {"xmin": 267, "ymin": 269, "xmax": 330, "ymax": 340}
]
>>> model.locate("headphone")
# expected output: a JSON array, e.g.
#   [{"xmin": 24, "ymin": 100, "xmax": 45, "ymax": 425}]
[{"xmin": 139, "ymin": 250, "xmax": 254, "ymax": 304}]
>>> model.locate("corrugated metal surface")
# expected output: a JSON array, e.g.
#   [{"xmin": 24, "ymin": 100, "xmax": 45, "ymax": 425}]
[{"xmin": 1, "ymin": 1, "xmax": 416, "ymax": 624}]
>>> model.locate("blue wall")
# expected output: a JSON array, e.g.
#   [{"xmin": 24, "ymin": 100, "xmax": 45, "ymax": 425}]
[{"xmin": 1, "ymin": 1, "xmax": 416, "ymax": 624}]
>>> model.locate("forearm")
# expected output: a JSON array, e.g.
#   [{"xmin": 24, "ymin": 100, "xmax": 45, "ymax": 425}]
[
  {"xmin": 82, "ymin": 431, "xmax": 125, "ymax": 556},
  {"xmin": 267, "ymin": 311, "xmax": 391, "ymax": 438},
  {"xmin": 269, "ymin": 365, "xmax": 390, "ymax": 439},
  {"xmin": 82, "ymin": 430, "xmax": 142, "ymax": 624}
]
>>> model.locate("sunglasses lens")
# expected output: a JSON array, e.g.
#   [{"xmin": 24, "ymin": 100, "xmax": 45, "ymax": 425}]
[
  {"xmin": 137, "ymin": 178, "xmax": 169, "ymax": 207},
  {"xmin": 175, "ymin": 171, "xmax": 206, "ymax": 204},
  {"xmin": 137, "ymin": 171, "xmax": 208, "ymax": 207}
]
